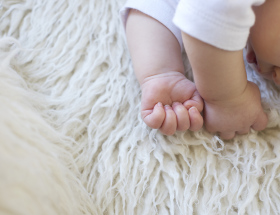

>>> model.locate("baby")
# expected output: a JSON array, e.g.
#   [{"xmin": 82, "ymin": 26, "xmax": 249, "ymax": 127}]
[{"xmin": 121, "ymin": 0, "xmax": 279, "ymax": 139}]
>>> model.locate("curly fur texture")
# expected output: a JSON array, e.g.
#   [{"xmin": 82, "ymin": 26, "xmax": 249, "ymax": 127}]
[{"xmin": 1, "ymin": 0, "xmax": 280, "ymax": 214}]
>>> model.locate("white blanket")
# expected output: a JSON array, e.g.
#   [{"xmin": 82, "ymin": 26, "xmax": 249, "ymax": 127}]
[{"xmin": 1, "ymin": 0, "xmax": 280, "ymax": 214}]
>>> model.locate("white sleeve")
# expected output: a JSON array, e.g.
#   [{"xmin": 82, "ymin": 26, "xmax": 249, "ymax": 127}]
[
  {"xmin": 120, "ymin": 0, "xmax": 183, "ymax": 48},
  {"xmin": 173, "ymin": 0, "xmax": 265, "ymax": 51}
]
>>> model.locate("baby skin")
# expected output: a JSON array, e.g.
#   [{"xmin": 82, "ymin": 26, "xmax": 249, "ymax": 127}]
[
  {"xmin": 126, "ymin": 10, "xmax": 203, "ymax": 135},
  {"xmin": 126, "ymin": 1, "xmax": 277, "ymax": 138}
]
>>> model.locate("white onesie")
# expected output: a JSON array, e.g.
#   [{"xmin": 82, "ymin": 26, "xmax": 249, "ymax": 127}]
[{"xmin": 120, "ymin": 0, "xmax": 265, "ymax": 51}]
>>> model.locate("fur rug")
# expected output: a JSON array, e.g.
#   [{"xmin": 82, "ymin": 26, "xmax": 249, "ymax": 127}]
[{"xmin": 1, "ymin": 0, "xmax": 280, "ymax": 214}]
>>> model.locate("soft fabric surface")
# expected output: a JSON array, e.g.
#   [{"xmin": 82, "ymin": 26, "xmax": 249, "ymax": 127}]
[{"xmin": 1, "ymin": 0, "xmax": 280, "ymax": 214}]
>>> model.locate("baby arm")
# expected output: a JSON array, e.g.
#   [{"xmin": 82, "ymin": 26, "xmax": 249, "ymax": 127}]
[
  {"xmin": 126, "ymin": 10, "xmax": 203, "ymax": 135},
  {"xmin": 182, "ymin": 33, "xmax": 268, "ymax": 139}
]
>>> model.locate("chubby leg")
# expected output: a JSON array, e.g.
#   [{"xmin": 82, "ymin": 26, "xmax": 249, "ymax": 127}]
[{"xmin": 126, "ymin": 10, "xmax": 203, "ymax": 135}]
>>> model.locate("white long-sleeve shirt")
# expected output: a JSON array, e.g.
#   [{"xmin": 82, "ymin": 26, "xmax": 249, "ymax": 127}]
[{"xmin": 120, "ymin": 0, "xmax": 265, "ymax": 51}]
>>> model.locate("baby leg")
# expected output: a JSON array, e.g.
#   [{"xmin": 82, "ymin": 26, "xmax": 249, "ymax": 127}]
[{"xmin": 126, "ymin": 10, "xmax": 203, "ymax": 135}]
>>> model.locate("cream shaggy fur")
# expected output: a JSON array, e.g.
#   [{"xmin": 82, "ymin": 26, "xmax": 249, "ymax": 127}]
[{"xmin": 1, "ymin": 0, "xmax": 280, "ymax": 214}]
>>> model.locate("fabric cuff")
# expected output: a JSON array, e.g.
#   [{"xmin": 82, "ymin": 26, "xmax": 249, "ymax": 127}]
[
  {"xmin": 120, "ymin": 0, "xmax": 183, "ymax": 50},
  {"xmin": 173, "ymin": 0, "xmax": 250, "ymax": 51}
]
